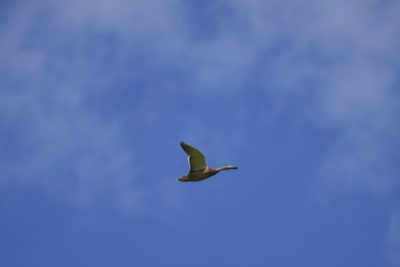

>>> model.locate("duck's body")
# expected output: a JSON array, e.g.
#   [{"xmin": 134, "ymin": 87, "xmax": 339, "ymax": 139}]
[{"xmin": 177, "ymin": 142, "xmax": 238, "ymax": 182}]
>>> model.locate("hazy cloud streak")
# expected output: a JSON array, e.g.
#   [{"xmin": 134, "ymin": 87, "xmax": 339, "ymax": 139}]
[{"xmin": 0, "ymin": 0, "xmax": 399, "ymax": 211}]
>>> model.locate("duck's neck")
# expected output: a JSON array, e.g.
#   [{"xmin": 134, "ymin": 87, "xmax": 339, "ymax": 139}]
[{"xmin": 215, "ymin": 165, "xmax": 238, "ymax": 172}]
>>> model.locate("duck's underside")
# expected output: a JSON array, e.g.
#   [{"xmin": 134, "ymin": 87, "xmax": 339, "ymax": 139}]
[
  {"xmin": 177, "ymin": 176, "xmax": 207, "ymax": 182},
  {"xmin": 177, "ymin": 169, "xmax": 217, "ymax": 182}
]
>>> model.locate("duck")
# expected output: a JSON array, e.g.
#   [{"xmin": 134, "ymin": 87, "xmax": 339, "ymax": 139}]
[{"xmin": 177, "ymin": 141, "xmax": 238, "ymax": 182}]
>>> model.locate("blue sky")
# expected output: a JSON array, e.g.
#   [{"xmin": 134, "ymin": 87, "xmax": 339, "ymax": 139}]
[{"xmin": 1, "ymin": 0, "xmax": 400, "ymax": 266}]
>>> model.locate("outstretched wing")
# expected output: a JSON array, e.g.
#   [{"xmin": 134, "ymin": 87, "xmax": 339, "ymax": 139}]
[{"xmin": 180, "ymin": 142, "xmax": 207, "ymax": 171}]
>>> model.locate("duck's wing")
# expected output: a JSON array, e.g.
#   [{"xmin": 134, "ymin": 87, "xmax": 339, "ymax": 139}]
[{"xmin": 180, "ymin": 142, "xmax": 207, "ymax": 171}]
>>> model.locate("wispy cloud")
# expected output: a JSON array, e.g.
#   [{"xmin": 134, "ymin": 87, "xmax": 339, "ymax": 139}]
[
  {"xmin": 0, "ymin": 78, "xmax": 143, "ymax": 210},
  {"xmin": 222, "ymin": 0, "xmax": 400, "ymax": 196},
  {"xmin": 1, "ymin": 0, "xmax": 399, "ymax": 214},
  {"xmin": 0, "ymin": 0, "xmax": 167, "ymax": 211}
]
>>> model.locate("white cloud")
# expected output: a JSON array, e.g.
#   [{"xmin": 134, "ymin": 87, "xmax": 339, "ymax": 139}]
[
  {"xmin": 0, "ymin": 83, "xmax": 144, "ymax": 210},
  {"xmin": 0, "ymin": 0, "xmax": 166, "ymax": 211},
  {"xmin": 225, "ymin": 0, "xmax": 400, "ymax": 196},
  {"xmin": 0, "ymin": 0, "xmax": 399, "ymax": 213}
]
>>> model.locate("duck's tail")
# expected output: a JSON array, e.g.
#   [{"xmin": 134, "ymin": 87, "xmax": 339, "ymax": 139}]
[{"xmin": 177, "ymin": 177, "xmax": 191, "ymax": 182}]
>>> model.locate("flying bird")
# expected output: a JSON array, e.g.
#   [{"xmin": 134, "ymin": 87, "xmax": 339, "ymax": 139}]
[{"xmin": 177, "ymin": 142, "xmax": 238, "ymax": 182}]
